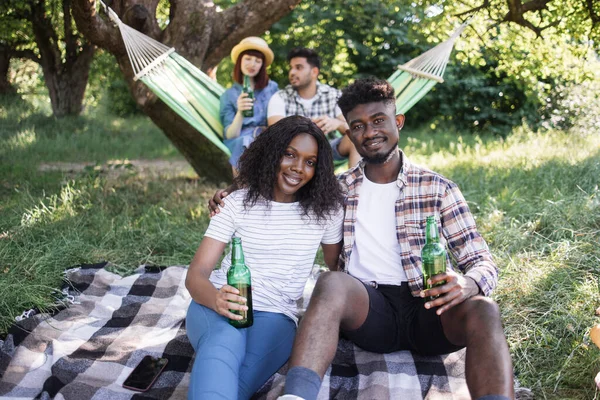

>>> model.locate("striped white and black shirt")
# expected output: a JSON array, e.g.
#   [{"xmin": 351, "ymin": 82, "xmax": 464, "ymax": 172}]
[{"xmin": 205, "ymin": 189, "xmax": 343, "ymax": 323}]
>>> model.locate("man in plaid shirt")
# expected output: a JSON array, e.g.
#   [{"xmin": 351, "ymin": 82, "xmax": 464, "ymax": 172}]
[
  {"xmin": 267, "ymin": 48, "xmax": 360, "ymax": 167},
  {"xmin": 280, "ymin": 78, "xmax": 514, "ymax": 400}
]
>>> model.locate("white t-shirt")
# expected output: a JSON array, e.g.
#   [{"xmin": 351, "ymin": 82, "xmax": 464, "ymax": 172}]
[
  {"xmin": 204, "ymin": 189, "xmax": 343, "ymax": 323},
  {"xmin": 267, "ymin": 91, "xmax": 343, "ymax": 119},
  {"xmin": 347, "ymin": 175, "xmax": 408, "ymax": 284}
]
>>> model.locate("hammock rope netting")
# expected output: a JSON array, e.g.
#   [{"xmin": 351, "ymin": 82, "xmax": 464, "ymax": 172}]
[{"xmin": 100, "ymin": 1, "xmax": 466, "ymax": 160}]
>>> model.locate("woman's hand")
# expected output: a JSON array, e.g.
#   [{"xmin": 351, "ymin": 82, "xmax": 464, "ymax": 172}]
[
  {"xmin": 215, "ymin": 285, "xmax": 248, "ymax": 320},
  {"xmin": 236, "ymin": 92, "xmax": 253, "ymax": 113}
]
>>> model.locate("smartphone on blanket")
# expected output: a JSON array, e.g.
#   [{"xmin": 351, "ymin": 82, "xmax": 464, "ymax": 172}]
[{"xmin": 123, "ymin": 355, "xmax": 168, "ymax": 392}]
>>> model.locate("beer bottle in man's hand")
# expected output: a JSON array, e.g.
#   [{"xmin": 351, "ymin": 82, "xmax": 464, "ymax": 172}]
[
  {"xmin": 242, "ymin": 75, "xmax": 254, "ymax": 118},
  {"xmin": 227, "ymin": 237, "xmax": 253, "ymax": 328},
  {"xmin": 421, "ymin": 216, "xmax": 447, "ymax": 301}
]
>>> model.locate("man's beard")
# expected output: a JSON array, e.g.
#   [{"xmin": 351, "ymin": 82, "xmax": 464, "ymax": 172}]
[
  {"xmin": 362, "ymin": 141, "xmax": 399, "ymax": 164},
  {"xmin": 291, "ymin": 77, "xmax": 309, "ymax": 91}
]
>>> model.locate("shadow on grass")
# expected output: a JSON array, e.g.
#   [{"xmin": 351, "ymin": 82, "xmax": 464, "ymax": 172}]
[
  {"xmin": 440, "ymin": 147, "xmax": 600, "ymax": 222},
  {"xmin": 0, "ymin": 94, "xmax": 180, "ymax": 172},
  {"xmin": 433, "ymin": 150, "xmax": 600, "ymax": 399},
  {"xmin": 500, "ymin": 258, "xmax": 600, "ymax": 399},
  {"xmin": 0, "ymin": 169, "xmax": 217, "ymax": 333}
]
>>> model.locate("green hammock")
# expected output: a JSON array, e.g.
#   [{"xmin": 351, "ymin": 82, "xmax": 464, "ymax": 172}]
[{"xmin": 101, "ymin": 2, "xmax": 465, "ymax": 159}]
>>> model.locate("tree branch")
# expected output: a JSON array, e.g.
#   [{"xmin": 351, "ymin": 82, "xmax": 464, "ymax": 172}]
[
  {"xmin": 202, "ymin": 0, "xmax": 302, "ymax": 70},
  {"xmin": 453, "ymin": 0, "xmax": 490, "ymax": 19},
  {"xmin": 501, "ymin": 0, "xmax": 557, "ymax": 37},
  {"xmin": 121, "ymin": 0, "xmax": 162, "ymax": 39},
  {"xmin": 30, "ymin": 0, "xmax": 62, "ymax": 71},
  {"xmin": 520, "ymin": 0, "xmax": 551, "ymax": 13},
  {"xmin": 586, "ymin": 0, "xmax": 600, "ymax": 25},
  {"xmin": 72, "ymin": 0, "xmax": 126, "ymax": 55},
  {"xmin": 12, "ymin": 49, "xmax": 41, "ymax": 63},
  {"xmin": 457, "ymin": 0, "xmax": 565, "ymax": 37},
  {"xmin": 63, "ymin": 0, "xmax": 78, "ymax": 61}
]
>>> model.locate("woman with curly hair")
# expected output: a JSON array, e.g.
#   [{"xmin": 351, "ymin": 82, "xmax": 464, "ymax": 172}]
[
  {"xmin": 185, "ymin": 116, "xmax": 344, "ymax": 400},
  {"xmin": 220, "ymin": 37, "xmax": 279, "ymax": 176}
]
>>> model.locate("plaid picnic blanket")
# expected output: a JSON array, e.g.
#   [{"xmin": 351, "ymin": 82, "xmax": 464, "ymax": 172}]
[{"xmin": 0, "ymin": 263, "xmax": 470, "ymax": 400}]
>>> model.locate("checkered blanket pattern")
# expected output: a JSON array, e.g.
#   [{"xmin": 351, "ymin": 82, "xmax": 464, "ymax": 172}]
[
  {"xmin": 255, "ymin": 338, "xmax": 469, "ymax": 400},
  {"xmin": 0, "ymin": 263, "xmax": 470, "ymax": 399}
]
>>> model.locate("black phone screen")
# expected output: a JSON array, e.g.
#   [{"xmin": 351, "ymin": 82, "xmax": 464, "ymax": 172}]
[{"xmin": 123, "ymin": 355, "xmax": 168, "ymax": 392}]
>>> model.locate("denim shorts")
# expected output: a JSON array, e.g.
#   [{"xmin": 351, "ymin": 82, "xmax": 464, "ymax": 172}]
[{"xmin": 329, "ymin": 136, "xmax": 347, "ymax": 162}]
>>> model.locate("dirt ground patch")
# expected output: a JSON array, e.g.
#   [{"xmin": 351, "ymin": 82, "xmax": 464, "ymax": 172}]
[{"xmin": 39, "ymin": 159, "xmax": 195, "ymax": 178}]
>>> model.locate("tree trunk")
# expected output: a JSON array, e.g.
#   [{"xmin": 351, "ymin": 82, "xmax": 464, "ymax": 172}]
[
  {"xmin": 0, "ymin": 45, "xmax": 15, "ymax": 95},
  {"xmin": 42, "ymin": 44, "xmax": 95, "ymax": 116},
  {"xmin": 144, "ymin": 99, "xmax": 234, "ymax": 183},
  {"xmin": 29, "ymin": 0, "xmax": 96, "ymax": 117},
  {"xmin": 72, "ymin": 0, "xmax": 302, "ymax": 183}
]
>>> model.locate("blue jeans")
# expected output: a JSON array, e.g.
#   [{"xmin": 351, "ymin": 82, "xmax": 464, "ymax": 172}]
[{"xmin": 186, "ymin": 301, "xmax": 296, "ymax": 400}]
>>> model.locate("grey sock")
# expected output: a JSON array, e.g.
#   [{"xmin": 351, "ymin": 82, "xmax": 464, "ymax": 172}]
[
  {"xmin": 477, "ymin": 396, "xmax": 511, "ymax": 400},
  {"xmin": 284, "ymin": 366, "xmax": 322, "ymax": 400}
]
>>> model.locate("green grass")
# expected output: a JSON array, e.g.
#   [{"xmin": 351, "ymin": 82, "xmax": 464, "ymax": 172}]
[
  {"xmin": 406, "ymin": 126, "xmax": 600, "ymax": 399},
  {"xmin": 1, "ymin": 94, "xmax": 600, "ymax": 398},
  {"xmin": 0, "ymin": 94, "xmax": 215, "ymax": 328}
]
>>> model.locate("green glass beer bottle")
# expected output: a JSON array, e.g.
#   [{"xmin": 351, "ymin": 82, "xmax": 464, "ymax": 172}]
[
  {"xmin": 242, "ymin": 75, "xmax": 254, "ymax": 118},
  {"xmin": 227, "ymin": 237, "xmax": 253, "ymax": 328},
  {"xmin": 421, "ymin": 216, "xmax": 447, "ymax": 301}
]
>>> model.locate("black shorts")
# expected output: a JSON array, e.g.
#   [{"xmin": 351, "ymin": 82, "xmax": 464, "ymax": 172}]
[{"xmin": 341, "ymin": 281, "xmax": 463, "ymax": 356}]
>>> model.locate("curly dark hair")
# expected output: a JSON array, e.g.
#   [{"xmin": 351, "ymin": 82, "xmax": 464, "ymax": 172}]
[
  {"xmin": 235, "ymin": 116, "xmax": 343, "ymax": 221},
  {"xmin": 287, "ymin": 47, "xmax": 321, "ymax": 70},
  {"xmin": 338, "ymin": 77, "xmax": 396, "ymax": 119}
]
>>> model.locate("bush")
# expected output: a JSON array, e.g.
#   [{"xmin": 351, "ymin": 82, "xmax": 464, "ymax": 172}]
[
  {"xmin": 88, "ymin": 50, "xmax": 140, "ymax": 117},
  {"xmin": 101, "ymin": 77, "xmax": 141, "ymax": 117},
  {"xmin": 406, "ymin": 57, "xmax": 541, "ymax": 136},
  {"xmin": 540, "ymin": 79, "xmax": 600, "ymax": 134}
]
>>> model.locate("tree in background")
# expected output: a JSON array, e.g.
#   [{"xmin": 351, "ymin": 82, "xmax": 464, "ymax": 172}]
[
  {"xmin": 40, "ymin": 0, "xmax": 599, "ymax": 179},
  {"xmin": 71, "ymin": 0, "xmax": 302, "ymax": 182},
  {"xmin": 0, "ymin": 0, "xmax": 95, "ymax": 115},
  {"xmin": 255, "ymin": 0, "xmax": 600, "ymax": 135},
  {"xmin": 454, "ymin": 0, "xmax": 599, "ymax": 41},
  {"xmin": 412, "ymin": 0, "xmax": 600, "ymax": 133},
  {"xmin": 0, "ymin": 44, "xmax": 16, "ymax": 94},
  {"xmin": 0, "ymin": 8, "xmax": 37, "ymax": 94}
]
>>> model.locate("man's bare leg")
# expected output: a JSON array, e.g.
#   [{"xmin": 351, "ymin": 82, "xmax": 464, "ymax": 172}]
[
  {"xmin": 285, "ymin": 275, "xmax": 513, "ymax": 400},
  {"xmin": 441, "ymin": 296, "xmax": 514, "ymax": 399},
  {"xmin": 284, "ymin": 272, "xmax": 370, "ymax": 398}
]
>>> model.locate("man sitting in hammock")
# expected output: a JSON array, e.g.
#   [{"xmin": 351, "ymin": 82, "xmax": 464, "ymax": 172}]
[{"xmin": 267, "ymin": 48, "xmax": 361, "ymax": 168}]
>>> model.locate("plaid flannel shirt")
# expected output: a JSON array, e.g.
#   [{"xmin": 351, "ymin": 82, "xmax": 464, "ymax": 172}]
[
  {"xmin": 337, "ymin": 151, "xmax": 498, "ymax": 297},
  {"xmin": 279, "ymin": 82, "xmax": 341, "ymax": 119}
]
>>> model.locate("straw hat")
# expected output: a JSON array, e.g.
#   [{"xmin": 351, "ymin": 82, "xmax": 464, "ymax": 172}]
[{"xmin": 231, "ymin": 37, "xmax": 274, "ymax": 66}]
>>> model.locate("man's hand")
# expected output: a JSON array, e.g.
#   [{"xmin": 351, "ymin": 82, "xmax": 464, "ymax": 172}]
[
  {"xmin": 208, "ymin": 189, "xmax": 228, "ymax": 217},
  {"xmin": 312, "ymin": 115, "xmax": 343, "ymax": 135},
  {"xmin": 420, "ymin": 270, "xmax": 480, "ymax": 315},
  {"xmin": 215, "ymin": 285, "xmax": 247, "ymax": 320}
]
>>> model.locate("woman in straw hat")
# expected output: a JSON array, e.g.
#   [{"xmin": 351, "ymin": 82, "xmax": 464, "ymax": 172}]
[{"xmin": 220, "ymin": 37, "xmax": 279, "ymax": 176}]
